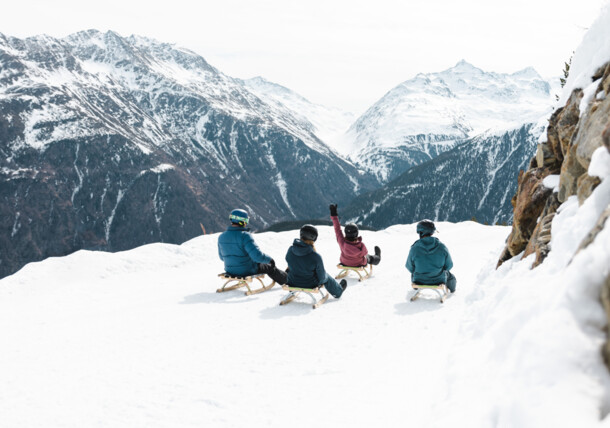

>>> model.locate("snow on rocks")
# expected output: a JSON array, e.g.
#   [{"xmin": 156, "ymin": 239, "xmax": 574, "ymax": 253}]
[
  {"xmin": 589, "ymin": 146, "xmax": 610, "ymax": 179},
  {"xmin": 434, "ymin": 172, "xmax": 610, "ymax": 428},
  {"xmin": 559, "ymin": 2, "xmax": 610, "ymax": 106},
  {"xmin": 542, "ymin": 174, "xmax": 561, "ymax": 191}
]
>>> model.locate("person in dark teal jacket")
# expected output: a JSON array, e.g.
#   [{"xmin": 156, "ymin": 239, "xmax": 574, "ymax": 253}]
[
  {"xmin": 285, "ymin": 224, "xmax": 347, "ymax": 298},
  {"xmin": 406, "ymin": 219, "xmax": 457, "ymax": 292},
  {"xmin": 218, "ymin": 209, "xmax": 287, "ymax": 284}
]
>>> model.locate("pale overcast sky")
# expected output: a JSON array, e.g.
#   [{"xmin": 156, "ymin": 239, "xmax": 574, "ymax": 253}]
[{"xmin": 0, "ymin": 0, "xmax": 606, "ymax": 114}]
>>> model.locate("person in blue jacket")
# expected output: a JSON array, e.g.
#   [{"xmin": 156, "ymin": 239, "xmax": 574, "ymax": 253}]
[
  {"xmin": 406, "ymin": 219, "xmax": 457, "ymax": 293},
  {"xmin": 285, "ymin": 224, "xmax": 347, "ymax": 298},
  {"xmin": 218, "ymin": 209, "xmax": 287, "ymax": 284}
]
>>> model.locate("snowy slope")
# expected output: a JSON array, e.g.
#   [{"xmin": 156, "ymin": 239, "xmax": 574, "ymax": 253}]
[
  {"xmin": 342, "ymin": 60, "xmax": 553, "ymax": 181},
  {"xmin": 1, "ymin": 204, "xmax": 609, "ymax": 427}
]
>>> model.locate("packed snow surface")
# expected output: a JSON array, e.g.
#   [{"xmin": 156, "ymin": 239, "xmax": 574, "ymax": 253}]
[{"xmin": 1, "ymin": 212, "xmax": 609, "ymax": 426}]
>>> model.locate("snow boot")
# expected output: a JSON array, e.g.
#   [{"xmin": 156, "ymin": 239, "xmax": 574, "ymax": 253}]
[
  {"xmin": 340, "ymin": 279, "xmax": 347, "ymax": 291},
  {"xmin": 374, "ymin": 246, "xmax": 381, "ymax": 257}
]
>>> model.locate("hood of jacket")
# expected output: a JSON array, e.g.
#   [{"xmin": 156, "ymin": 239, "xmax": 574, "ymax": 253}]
[
  {"xmin": 289, "ymin": 239, "xmax": 315, "ymax": 257},
  {"xmin": 414, "ymin": 236, "xmax": 441, "ymax": 253},
  {"xmin": 345, "ymin": 236, "xmax": 363, "ymax": 247}
]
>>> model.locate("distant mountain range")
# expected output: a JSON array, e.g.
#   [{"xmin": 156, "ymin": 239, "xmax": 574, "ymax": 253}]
[
  {"xmin": 342, "ymin": 123, "xmax": 545, "ymax": 228},
  {"xmin": 0, "ymin": 30, "xmax": 375, "ymax": 278},
  {"xmin": 340, "ymin": 60, "xmax": 552, "ymax": 182},
  {"xmin": 240, "ymin": 76, "xmax": 355, "ymax": 148},
  {"xmin": 0, "ymin": 30, "xmax": 554, "ymax": 279}
]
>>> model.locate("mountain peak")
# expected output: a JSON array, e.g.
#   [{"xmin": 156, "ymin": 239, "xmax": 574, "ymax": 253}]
[
  {"xmin": 511, "ymin": 66, "xmax": 542, "ymax": 80},
  {"xmin": 456, "ymin": 59, "xmax": 474, "ymax": 67},
  {"xmin": 449, "ymin": 60, "xmax": 483, "ymax": 74}
]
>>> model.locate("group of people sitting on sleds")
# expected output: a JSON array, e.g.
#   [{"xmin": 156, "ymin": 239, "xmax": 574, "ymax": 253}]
[{"xmin": 217, "ymin": 204, "xmax": 456, "ymax": 302}]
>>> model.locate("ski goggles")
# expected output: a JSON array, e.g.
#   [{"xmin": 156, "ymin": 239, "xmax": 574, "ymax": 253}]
[{"xmin": 230, "ymin": 214, "xmax": 249, "ymax": 225}]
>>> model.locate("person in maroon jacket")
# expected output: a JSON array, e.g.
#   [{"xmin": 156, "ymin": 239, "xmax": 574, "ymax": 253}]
[{"xmin": 330, "ymin": 204, "xmax": 381, "ymax": 267}]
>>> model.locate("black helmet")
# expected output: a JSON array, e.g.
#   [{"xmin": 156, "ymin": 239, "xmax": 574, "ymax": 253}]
[
  {"xmin": 416, "ymin": 219, "xmax": 436, "ymax": 237},
  {"xmin": 300, "ymin": 224, "xmax": 318, "ymax": 242},
  {"xmin": 344, "ymin": 223, "xmax": 359, "ymax": 240}
]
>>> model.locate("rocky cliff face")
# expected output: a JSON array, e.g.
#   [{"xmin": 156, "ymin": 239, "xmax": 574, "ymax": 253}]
[{"xmin": 497, "ymin": 61, "xmax": 610, "ymax": 369}]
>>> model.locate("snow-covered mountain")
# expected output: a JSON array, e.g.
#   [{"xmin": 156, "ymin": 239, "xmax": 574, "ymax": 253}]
[
  {"xmin": 240, "ymin": 76, "xmax": 355, "ymax": 150},
  {"xmin": 341, "ymin": 60, "xmax": 554, "ymax": 182},
  {"xmin": 343, "ymin": 122, "xmax": 545, "ymax": 227},
  {"xmin": 0, "ymin": 30, "xmax": 376, "ymax": 279}
]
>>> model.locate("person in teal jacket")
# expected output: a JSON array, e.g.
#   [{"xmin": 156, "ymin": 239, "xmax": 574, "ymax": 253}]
[{"xmin": 406, "ymin": 219, "xmax": 457, "ymax": 292}]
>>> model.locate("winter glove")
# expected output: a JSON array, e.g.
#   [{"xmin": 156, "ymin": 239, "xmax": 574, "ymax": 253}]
[
  {"xmin": 329, "ymin": 204, "xmax": 338, "ymax": 217},
  {"xmin": 269, "ymin": 258, "xmax": 275, "ymax": 267}
]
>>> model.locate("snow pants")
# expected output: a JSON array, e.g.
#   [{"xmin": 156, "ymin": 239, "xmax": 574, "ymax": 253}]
[
  {"xmin": 446, "ymin": 271, "xmax": 457, "ymax": 293},
  {"xmin": 258, "ymin": 263, "xmax": 288, "ymax": 285},
  {"xmin": 322, "ymin": 273, "xmax": 344, "ymax": 298}
]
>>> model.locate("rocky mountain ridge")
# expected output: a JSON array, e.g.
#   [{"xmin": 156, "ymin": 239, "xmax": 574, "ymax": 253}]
[
  {"xmin": 0, "ymin": 30, "xmax": 375, "ymax": 279},
  {"xmin": 341, "ymin": 122, "xmax": 545, "ymax": 227},
  {"xmin": 240, "ymin": 76, "xmax": 355, "ymax": 150},
  {"xmin": 341, "ymin": 60, "xmax": 553, "ymax": 182}
]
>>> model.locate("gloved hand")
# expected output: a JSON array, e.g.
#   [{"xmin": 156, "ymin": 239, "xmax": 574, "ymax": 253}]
[
  {"xmin": 329, "ymin": 204, "xmax": 338, "ymax": 217},
  {"xmin": 269, "ymin": 258, "xmax": 275, "ymax": 267}
]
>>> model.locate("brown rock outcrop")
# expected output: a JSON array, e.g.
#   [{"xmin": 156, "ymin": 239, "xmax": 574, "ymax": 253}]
[
  {"xmin": 502, "ymin": 168, "xmax": 553, "ymax": 259},
  {"xmin": 557, "ymin": 89, "xmax": 583, "ymax": 157},
  {"xmin": 498, "ymin": 66, "xmax": 609, "ymax": 269},
  {"xmin": 577, "ymin": 174, "xmax": 602, "ymax": 205},
  {"xmin": 546, "ymin": 107, "xmax": 564, "ymax": 162},
  {"xmin": 523, "ymin": 193, "xmax": 561, "ymax": 267},
  {"xmin": 558, "ymin": 144, "xmax": 587, "ymax": 203},
  {"xmin": 573, "ymin": 63, "xmax": 610, "ymax": 169},
  {"xmin": 497, "ymin": 60, "xmax": 610, "ymax": 376}
]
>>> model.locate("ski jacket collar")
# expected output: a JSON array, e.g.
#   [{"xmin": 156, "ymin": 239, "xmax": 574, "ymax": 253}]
[
  {"xmin": 226, "ymin": 225, "xmax": 251, "ymax": 232},
  {"xmin": 290, "ymin": 239, "xmax": 315, "ymax": 256},
  {"xmin": 345, "ymin": 236, "xmax": 363, "ymax": 247}
]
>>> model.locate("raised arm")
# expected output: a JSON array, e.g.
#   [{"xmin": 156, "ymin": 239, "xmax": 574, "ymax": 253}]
[{"xmin": 330, "ymin": 204, "xmax": 345, "ymax": 245}]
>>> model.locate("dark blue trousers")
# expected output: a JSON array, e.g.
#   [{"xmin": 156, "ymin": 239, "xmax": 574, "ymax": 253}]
[
  {"xmin": 446, "ymin": 271, "xmax": 457, "ymax": 293},
  {"xmin": 322, "ymin": 273, "xmax": 344, "ymax": 298}
]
